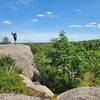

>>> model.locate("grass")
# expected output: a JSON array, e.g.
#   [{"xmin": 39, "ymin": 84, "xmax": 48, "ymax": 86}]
[
  {"xmin": 0, "ymin": 55, "xmax": 54, "ymax": 99},
  {"xmin": 0, "ymin": 55, "xmax": 27, "ymax": 94},
  {"xmin": 0, "ymin": 71, "xmax": 26, "ymax": 93}
]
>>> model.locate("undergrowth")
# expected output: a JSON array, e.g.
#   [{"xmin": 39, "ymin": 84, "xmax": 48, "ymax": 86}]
[
  {"xmin": 0, "ymin": 55, "xmax": 26, "ymax": 94},
  {"xmin": 0, "ymin": 55, "xmax": 52, "ymax": 98}
]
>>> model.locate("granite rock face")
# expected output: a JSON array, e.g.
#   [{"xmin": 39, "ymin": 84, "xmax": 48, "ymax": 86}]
[
  {"xmin": 58, "ymin": 87, "xmax": 100, "ymax": 100},
  {"xmin": 20, "ymin": 74, "xmax": 54, "ymax": 97},
  {"xmin": 0, "ymin": 44, "xmax": 54, "ymax": 98},
  {"xmin": 0, "ymin": 94, "xmax": 41, "ymax": 100},
  {"xmin": 0, "ymin": 44, "xmax": 39, "ymax": 79}
]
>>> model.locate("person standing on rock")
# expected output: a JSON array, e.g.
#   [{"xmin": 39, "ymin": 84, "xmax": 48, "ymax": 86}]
[{"xmin": 11, "ymin": 32, "xmax": 17, "ymax": 44}]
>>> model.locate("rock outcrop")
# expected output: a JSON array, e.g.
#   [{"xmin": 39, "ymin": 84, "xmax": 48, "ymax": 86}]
[
  {"xmin": 20, "ymin": 74, "xmax": 54, "ymax": 97},
  {"xmin": 0, "ymin": 44, "xmax": 54, "ymax": 98},
  {"xmin": 58, "ymin": 87, "xmax": 100, "ymax": 100},
  {"xmin": 0, "ymin": 44, "xmax": 39, "ymax": 79},
  {"xmin": 0, "ymin": 94, "xmax": 41, "ymax": 100}
]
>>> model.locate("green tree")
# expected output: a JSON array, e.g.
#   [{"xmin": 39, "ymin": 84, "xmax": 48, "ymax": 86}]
[
  {"xmin": 47, "ymin": 31, "xmax": 71, "ymax": 88},
  {"xmin": 47, "ymin": 31, "xmax": 86, "ymax": 88},
  {"xmin": 47, "ymin": 30, "xmax": 69, "ymax": 67}
]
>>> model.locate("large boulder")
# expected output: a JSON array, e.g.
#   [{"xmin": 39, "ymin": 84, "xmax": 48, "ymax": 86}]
[
  {"xmin": 20, "ymin": 74, "xmax": 54, "ymax": 97},
  {"xmin": 58, "ymin": 87, "xmax": 100, "ymax": 100},
  {"xmin": 0, "ymin": 94, "xmax": 41, "ymax": 100},
  {"xmin": 0, "ymin": 44, "xmax": 54, "ymax": 98},
  {"xmin": 0, "ymin": 44, "xmax": 39, "ymax": 79}
]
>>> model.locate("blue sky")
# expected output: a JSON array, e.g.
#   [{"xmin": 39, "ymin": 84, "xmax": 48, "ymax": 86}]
[{"xmin": 0, "ymin": 0, "xmax": 100, "ymax": 42}]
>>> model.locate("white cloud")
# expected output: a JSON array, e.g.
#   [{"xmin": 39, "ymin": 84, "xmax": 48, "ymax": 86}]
[
  {"xmin": 4, "ymin": 0, "xmax": 35, "ymax": 9},
  {"xmin": 69, "ymin": 25, "xmax": 83, "ymax": 28},
  {"xmin": 15, "ymin": 0, "xmax": 34, "ymax": 5},
  {"xmin": 89, "ymin": 22, "xmax": 97, "ymax": 25},
  {"xmin": 36, "ymin": 11, "xmax": 54, "ymax": 18},
  {"xmin": 45, "ymin": 11, "xmax": 53, "ymax": 17},
  {"xmin": 68, "ymin": 32, "xmax": 100, "ymax": 41},
  {"xmin": 69, "ymin": 22, "xmax": 100, "ymax": 28},
  {"xmin": 85, "ymin": 24, "xmax": 93, "ymax": 27},
  {"xmin": 2, "ymin": 20, "xmax": 12, "ymax": 25},
  {"xmin": 32, "ymin": 18, "xmax": 38, "ymax": 22},
  {"xmin": 37, "ymin": 14, "xmax": 45, "ymax": 17},
  {"xmin": 85, "ymin": 21, "xmax": 100, "ymax": 28},
  {"xmin": 45, "ymin": 11, "xmax": 53, "ymax": 15}
]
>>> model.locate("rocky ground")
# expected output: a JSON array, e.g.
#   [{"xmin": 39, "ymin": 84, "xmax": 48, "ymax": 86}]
[
  {"xmin": 0, "ymin": 94, "xmax": 41, "ymax": 100},
  {"xmin": 58, "ymin": 87, "xmax": 100, "ymax": 100}
]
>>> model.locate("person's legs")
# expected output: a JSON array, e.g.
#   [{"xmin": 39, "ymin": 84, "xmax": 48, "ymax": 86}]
[{"xmin": 14, "ymin": 37, "xmax": 16, "ymax": 44}]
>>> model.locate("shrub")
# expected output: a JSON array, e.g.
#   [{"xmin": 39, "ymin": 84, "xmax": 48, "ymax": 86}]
[
  {"xmin": 0, "ymin": 71, "xmax": 25, "ymax": 93},
  {"xmin": 0, "ymin": 55, "xmax": 26, "ymax": 93}
]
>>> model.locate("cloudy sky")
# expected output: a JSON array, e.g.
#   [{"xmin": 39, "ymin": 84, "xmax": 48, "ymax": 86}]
[{"xmin": 0, "ymin": 0, "xmax": 100, "ymax": 42}]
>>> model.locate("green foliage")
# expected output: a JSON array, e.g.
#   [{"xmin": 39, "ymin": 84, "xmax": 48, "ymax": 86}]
[
  {"xmin": 32, "ymin": 44, "xmax": 68, "ymax": 93},
  {"xmin": 78, "ymin": 72, "xmax": 95, "ymax": 87},
  {"xmin": 47, "ymin": 30, "xmax": 70, "ymax": 67},
  {"xmin": 47, "ymin": 31, "xmax": 87, "ymax": 89},
  {"xmin": 0, "ymin": 55, "xmax": 15, "ymax": 74},
  {"xmin": 0, "ymin": 71, "xmax": 25, "ymax": 93},
  {"xmin": 29, "ymin": 32, "xmax": 100, "ymax": 94},
  {"xmin": 29, "ymin": 43, "xmax": 49, "ymax": 54},
  {"xmin": 0, "ymin": 55, "xmax": 26, "ymax": 94},
  {"xmin": 73, "ymin": 39, "xmax": 100, "ymax": 50}
]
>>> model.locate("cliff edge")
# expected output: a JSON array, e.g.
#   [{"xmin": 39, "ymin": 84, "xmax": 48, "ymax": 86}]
[{"xmin": 0, "ymin": 44, "xmax": 38, "ymax": 79}]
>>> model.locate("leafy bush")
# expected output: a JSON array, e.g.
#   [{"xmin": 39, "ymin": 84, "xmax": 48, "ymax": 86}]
[
  {"xmin": 0, "ymin": 71, "xmax": 25, "ymax": 93},
  {"xmin": 29, "ymin": 32, "xmax": 100, "ymax": 94},
  {"xmin": 0, "ymin": 55, "xmax": 26, "ymax": 93},
  {"xmin": 0, "ymin": 54, "xmax": 53, "ymax": 98},
  {"xmin": 0, "ymin": 55, "xmax": 15, "ymax": 73},
  {"xmin": 33, "ymin": 47, "xmax": 69, "ymax": 94}
]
